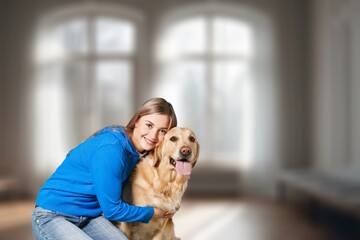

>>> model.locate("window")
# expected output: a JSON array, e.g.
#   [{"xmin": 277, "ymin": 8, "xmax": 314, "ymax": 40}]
[
  {"xmin": 33, "ymin": 3, "xmax": 142, "ymax": 173},
  {"xmin": 154, "ymin": 4, "xmax": 255, "ymax": 165}
]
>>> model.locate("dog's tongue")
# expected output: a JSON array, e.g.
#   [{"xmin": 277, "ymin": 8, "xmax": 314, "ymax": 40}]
[{"xmin": 175, "ymin": 161, "xmax": 192, "ymax": 175}]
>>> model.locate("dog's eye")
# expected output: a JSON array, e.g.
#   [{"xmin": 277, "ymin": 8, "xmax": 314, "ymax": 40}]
[
  {"xmin": 189, "ymin": 136, "xmax": 196, "ymax": 142},
  {"xmin": 170, "ymin": 136, "xmax": 178, "ymax": 142}
]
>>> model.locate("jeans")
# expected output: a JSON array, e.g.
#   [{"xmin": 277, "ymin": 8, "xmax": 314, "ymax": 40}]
[{"xmin": 32, "ymin": 207, "xmax": 128, "ymax": 240}]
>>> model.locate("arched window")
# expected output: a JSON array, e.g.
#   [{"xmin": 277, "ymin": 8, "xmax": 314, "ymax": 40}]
[
  {"xmin": 33, "ymin": 3, "xmax": 143, "ymax": 173},
  {"xmin": 154, "ymin": 3, "xmax": 273, "ymax": 167}
]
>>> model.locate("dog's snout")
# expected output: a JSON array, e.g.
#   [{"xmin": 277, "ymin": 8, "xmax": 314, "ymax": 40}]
[{"xmin": 180, "ymin": 146, "xmax": 191, "ymax": 156}]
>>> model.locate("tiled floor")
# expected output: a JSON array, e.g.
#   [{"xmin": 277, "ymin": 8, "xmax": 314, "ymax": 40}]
[{"xmin": 0, "ymin": 198, "xmax": 354, "ymax": 240}]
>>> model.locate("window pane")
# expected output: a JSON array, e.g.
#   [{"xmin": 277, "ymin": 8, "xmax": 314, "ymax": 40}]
[
  {"xmin": 95, "ymin": 61, "xmax": 133, "ymax": 126},
  {"xmin": 213, "ymin": 17, "xmax": 252, "ymax": 56},
  {"xmin": 96, "ymin": 17, "xmax": 135, "ymax": 54},
  {"xmin": 34, "ymin": 61, "xmax": 88, "ymax": 172},
  {"xmin": 155, "ymin": 61, "xmax": 207, "ymax": 154},
  {"xmin": 35, "ymin": 18, "xmax": 87, "ymax": 63},
  {"xmin": 158, "ymin": 17, "xmax": 205, "ymax": 60},
  {"xmin": 62, "ymin": 61, "xmax": 89, "ymax": 143},
  {"xmin": 52, "ymin": 18, "xmax": 87, "ymax": 53},
  {"xmin": 34, "ymin": 65, "xmax": 66, "ymax": 172},
  {"xmin": 212, "ymin": 60, "xmax": 249, "ymax": 160}
]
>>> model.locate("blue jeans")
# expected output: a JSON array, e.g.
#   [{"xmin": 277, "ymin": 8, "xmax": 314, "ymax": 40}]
[{"xmin": 32, "ymin": 207, "xmax": 128, "ymax": 240}]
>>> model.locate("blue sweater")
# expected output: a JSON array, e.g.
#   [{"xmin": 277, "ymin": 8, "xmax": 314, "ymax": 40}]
[{"xmin": 35, "ymin": 126, "xmax": 154, "ymax": 223}]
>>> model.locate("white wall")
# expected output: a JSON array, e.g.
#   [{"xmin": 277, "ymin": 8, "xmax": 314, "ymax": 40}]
[{"xmin": 311, "ymin": 0, "xmax": 360, "ymax": 171}]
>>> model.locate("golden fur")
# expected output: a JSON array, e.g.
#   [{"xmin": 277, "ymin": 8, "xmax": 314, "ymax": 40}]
[{"xmin": 120, "ymin": 127, "xmax": 200, "ymax": 240}]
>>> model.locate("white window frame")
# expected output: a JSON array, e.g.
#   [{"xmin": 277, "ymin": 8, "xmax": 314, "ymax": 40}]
[
  {"xmin": 32, "ymin": 2, "xmax": 145, "ymax": 174},
  {"xmin": 154, "ymin": 2, "xmax": 272, "ymax": 167}
]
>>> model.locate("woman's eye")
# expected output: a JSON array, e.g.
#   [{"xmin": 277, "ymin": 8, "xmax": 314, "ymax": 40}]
[
  {"xmin": 146, "ymin": 124, "xmax": 152, "ymax": 128},
  {"xmin": 160, "ymin": 129, "xmax": 167, "ymax": 135}
]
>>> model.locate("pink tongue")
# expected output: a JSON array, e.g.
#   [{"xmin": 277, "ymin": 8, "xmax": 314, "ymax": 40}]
[{"xmin": 175, "ymin": 161, "xmax": 192, "ymax": 175}]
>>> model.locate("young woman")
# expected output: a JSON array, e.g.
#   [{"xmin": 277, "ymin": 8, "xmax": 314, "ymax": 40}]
[{"xmin": 32, "ymin": 98, "xmax": 177, "ymax": 240}]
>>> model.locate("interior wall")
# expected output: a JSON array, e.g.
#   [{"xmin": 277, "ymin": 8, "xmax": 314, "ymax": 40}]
[
  {"xmin": 0, "ymin": 0, "xmax": 311, "ymax": 197},
  {"xmin": 311, "ymin": 0, "xmax": 360, "ymax": 172},
  {"xmin": 1, "ymin": 1, "xmax": 32, "ymax": 176},
  {"xmin": 276, "ymin": 0, "xmax": 312, "ymax": 169},
  {"xmin": 0, "ymin": 1, "xmax": 4, "ymax": 174}
]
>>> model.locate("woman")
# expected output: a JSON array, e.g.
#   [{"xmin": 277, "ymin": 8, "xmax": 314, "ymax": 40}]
[{"xmin": 32, "ymin": 98, "xmax": 177, "ymax": 240}]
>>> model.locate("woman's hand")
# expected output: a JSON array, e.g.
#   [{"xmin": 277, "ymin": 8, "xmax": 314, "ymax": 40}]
[{"xmin": 153, "ymin": 208, "xmax": 176, "ymax": 219}]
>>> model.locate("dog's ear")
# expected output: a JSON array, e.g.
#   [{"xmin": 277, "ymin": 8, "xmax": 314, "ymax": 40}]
[
  {"xmin": 191, "ymin": 141, "xmax": 200, "ymax": 168},
  {"xmin": 149, "ymin": 143, "xmax": 162, "ymax": 167}
]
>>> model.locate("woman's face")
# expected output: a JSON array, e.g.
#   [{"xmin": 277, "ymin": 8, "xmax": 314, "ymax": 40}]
[{"xmin": 131, "ymin": 114, "xmax": 170, "ymax": 152}]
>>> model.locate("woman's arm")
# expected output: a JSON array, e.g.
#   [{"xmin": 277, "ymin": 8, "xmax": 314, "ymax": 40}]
[{"xmin": 89, "ymin": 144, "xmax": 154, "ymax": 223}]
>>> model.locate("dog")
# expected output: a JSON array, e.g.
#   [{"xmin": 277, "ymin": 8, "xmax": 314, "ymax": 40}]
[{"xmin": 120, "ymin": 127, "xmax": 200, "ymax": 240}]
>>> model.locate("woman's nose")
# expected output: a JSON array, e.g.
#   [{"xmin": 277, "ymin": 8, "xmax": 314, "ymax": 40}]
[{"xmin": 149, "ymin": 129, "xmax": 158, "ymax": 141}]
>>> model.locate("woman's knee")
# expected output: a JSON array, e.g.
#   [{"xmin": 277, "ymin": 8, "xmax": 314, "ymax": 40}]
[
  {"xmin": 32, "ymin": 207, "xmax": 92, "ymax": 240},
  {"xmin": 83, "ymin": 216, "xmax": 128, "ymax": 240}
]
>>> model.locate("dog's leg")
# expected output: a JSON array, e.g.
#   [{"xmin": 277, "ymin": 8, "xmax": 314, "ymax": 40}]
[
  {"xmin": 161, "ymin": 218, "xmax": 180, "ymax": 240},
  {"xmin": 119, "ymin": 222, "xmax": 132, "ymax": 239},
  {"xmin": 150, "ymin": 218, "xmax": 175, "ymax": 240}
]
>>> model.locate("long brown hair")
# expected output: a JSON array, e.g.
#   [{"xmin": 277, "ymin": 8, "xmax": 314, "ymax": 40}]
[{"xmin": 125, "ymin": 98, "xmax": 177, "ymax": 133}]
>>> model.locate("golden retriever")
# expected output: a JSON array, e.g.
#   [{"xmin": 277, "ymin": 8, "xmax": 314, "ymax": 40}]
[{"xmin": 120, "ymin": 127, "xmax": 200, "ymax": 240}]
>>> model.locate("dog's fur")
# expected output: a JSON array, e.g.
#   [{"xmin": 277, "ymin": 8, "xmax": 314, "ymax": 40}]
[{"xmin": 120, "ymin": 127, "xmax": 200, "ymax": 240}]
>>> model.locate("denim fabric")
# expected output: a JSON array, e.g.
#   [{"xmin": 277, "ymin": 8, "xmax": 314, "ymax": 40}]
[{"xmin": 32, "ymin": 207, "xmax": 128, "ymax": 240}]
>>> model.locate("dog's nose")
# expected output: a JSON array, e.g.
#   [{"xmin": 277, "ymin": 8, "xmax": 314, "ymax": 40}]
[{"xmin": 180, "ymin": 146, "xmax": 191, "ymax": 156}]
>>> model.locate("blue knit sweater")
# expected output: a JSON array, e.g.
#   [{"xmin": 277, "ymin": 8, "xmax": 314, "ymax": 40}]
[{"xmin": 35, "ymin": 126, "xmax": 154, "ymax": 223}]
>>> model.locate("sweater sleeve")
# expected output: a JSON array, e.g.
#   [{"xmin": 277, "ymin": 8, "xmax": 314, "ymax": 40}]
[{"xmin": 88, "ymin": 144, "xmax": 154, "ymax": 223}]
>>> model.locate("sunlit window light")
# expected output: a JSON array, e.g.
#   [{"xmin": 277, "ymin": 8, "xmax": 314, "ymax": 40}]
[
  {"xmin": 96, "ymin": 17, "xmax": 135, "ymax": 54},
  {"xmin": 241, "ymin": 75, "xmax": 254, "ymax": 170},
  {"xmin": 213, "ymin": 17, "xmax": 253, "ymax": 57},
  {"xmin": 34, "ymin": 71, "xmax": 67, "ymax": 173},
  {"xmin": 34, "ymin": 32, "xmax": 66, "ymax": 64},
  {"xmin": 35, "ymin": 18, "xmax": 89, "ymax": 64},
  {"xmin": 155, "ymin": 14, "xmax": 254, "ymax": 166},
  {"xmin": 157, "ymin": 17, "xmax": 205, "ymax": 61},
  {"xmin": 33, "ymin": 7, "xmax": 139, "ymax": 174}
]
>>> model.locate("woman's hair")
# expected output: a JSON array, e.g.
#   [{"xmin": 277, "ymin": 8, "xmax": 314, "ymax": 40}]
[{"xmin": 125, "ymin": 98, "xmax": 177, "ymax": 133}]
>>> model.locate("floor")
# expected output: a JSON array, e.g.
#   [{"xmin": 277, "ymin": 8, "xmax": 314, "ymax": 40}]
[
  {"xmin": 0, "ymin": 200, "xmax": 34, "ymax": 240},
  {"xmin": 0, "ymin": 197, "xmax": 356, "ymax": 240},
  {"xmin": 173, "ymin": 198, "xmax": 336, "ymax": 240}
]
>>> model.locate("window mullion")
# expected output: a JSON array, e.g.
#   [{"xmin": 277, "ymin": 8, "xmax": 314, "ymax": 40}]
[
  {"xmin": 87, "ymin": 14, "xmax": 97, "ymax": 132},
  {"xmin": 205, "ymin": 14, "xmax": 214, "ymax": 161}
]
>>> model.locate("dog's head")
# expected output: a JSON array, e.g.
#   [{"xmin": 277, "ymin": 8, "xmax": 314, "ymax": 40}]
[{"xmin": 150, "ymin": 127, "xmax": 199, "ymax": 176}]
